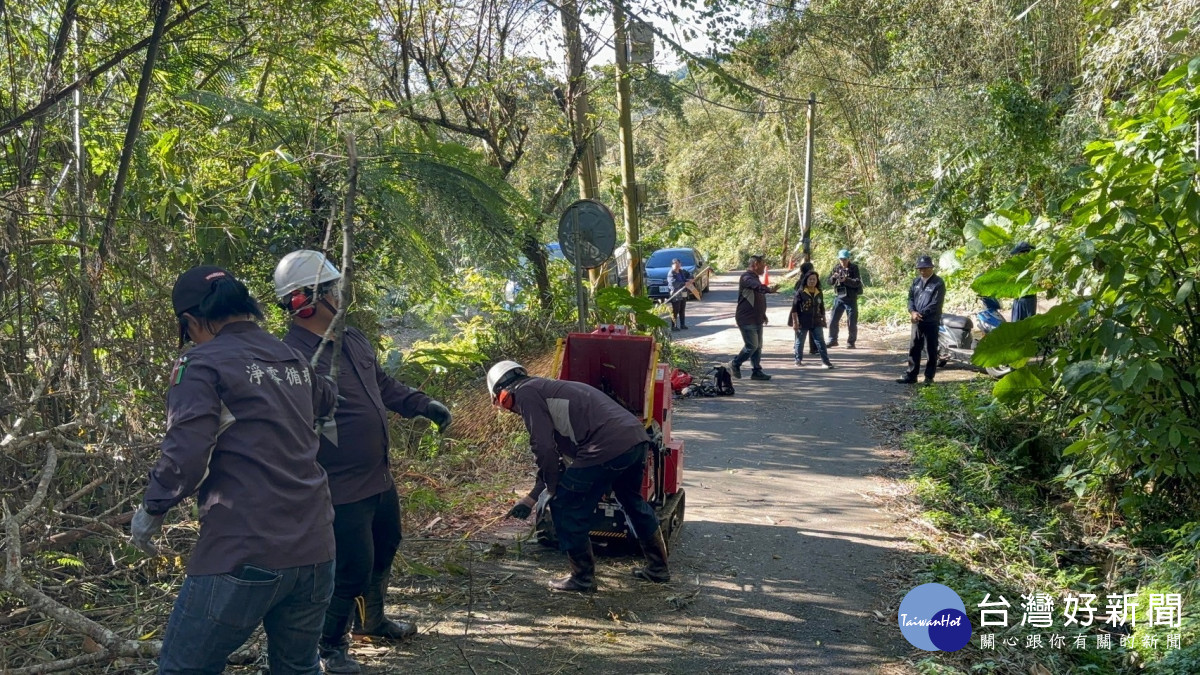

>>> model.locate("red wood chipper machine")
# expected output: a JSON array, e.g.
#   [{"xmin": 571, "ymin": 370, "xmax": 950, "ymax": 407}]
[{"xmin": 534, "ymin": 325, "xmax": 686, "ymax": 552}]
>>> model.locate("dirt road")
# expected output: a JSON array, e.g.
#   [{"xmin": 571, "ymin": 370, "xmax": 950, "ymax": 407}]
[{"xmin": 366, "ymin": 273, "xmax": 918, "ymax": 674}]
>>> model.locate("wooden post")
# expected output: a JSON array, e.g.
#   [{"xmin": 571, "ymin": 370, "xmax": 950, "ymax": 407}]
[
  {"xmin": 561, "ymin": 0, "xmax": 599, "ymax": 201},
  {"xmin": 613, "ymin": 0, "xmax": 641, "ymax": 296},
  {"xmin": 801, "ymin": 92, "xmax": 816, "ymax": 263},
  {"xmin": 560, "ymin": 0, "xmax": 606, "ymax": 288},
  {"xmin": 780, "ymin": 182, "xmax": 792, "ymax": 267}
]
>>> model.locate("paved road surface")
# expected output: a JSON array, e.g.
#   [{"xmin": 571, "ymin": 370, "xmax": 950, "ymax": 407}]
[{"xmin": 367, "ymin": 273, "xmax": 917, "ymax": 674}]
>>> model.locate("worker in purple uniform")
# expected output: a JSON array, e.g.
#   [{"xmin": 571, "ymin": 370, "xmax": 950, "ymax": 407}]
[
  {"xmin": 275, "ymin": 250, "xmax": 451, "ymax": 675},
  {"xmin": 131, "ymin": 265, "xmax": 337, "ymax": 675},
  {"xmin": 487, "ymin": 360, "xmax": 669, "ymax": 593}
]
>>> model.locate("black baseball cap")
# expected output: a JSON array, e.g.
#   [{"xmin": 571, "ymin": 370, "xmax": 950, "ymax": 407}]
[
  {"xmin": 172, "ymin": 265, "xmax": 235, "ymax": 316},
  {"xmin": 915, "ymin": 255, "xmax": 934, "ymax": 269},
  {"xmin": 172, "ymin": 265, "xmax": 236, "ymax": 347}
]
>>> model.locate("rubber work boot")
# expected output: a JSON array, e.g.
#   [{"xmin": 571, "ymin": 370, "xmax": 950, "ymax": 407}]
[
  {"xmin": 319, "ymin": 638, "xmax": 360, "ymax": 672},
  {"xmin": 549, "ymin": 544, "xmax": 597, "ymax": 593},
  {"xmin": 633, "ymin": 529, "xmax": 671, "ymax": 583},
  {"xmin": 352, "ymin": 572, "xmax": 418, "ymax": 640},
  {"xmin": 320, "ymin": 596, "xmax": 362, "ymax": 674}
]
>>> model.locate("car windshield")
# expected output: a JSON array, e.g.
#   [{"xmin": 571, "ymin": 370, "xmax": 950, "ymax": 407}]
[{"xmin": 647, "ymin": 250, "xmax": 695, "ymax": 268}]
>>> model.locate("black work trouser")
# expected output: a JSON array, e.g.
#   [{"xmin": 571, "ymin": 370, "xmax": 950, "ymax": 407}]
[
  {"xmin": 906, "ymin": 321, "xmax": 940, "ymax": 382},
  {"xmin": 829, "ymin": 295, "xmax": 858, "ymax": 345},
  {"xmin": 670, "ymin": 298, "xmax": 687, "ymax": 327},
  {"xmin": 323, "ymin": 486, "xmax": 402, "ymax": 641},
  {"xmin": 550, "ymin": 442, "xmax": 660, "ymax": 555}
]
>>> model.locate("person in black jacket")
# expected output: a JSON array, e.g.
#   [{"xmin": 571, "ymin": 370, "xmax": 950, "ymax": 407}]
[
  {"xmin": 792, "ymin": 261, "xmax": 819, "ymax": 355},
  {"xmin": 731, "ymin": 255, "xmax": 779, "ymax": 380},
  {"xmin": 133, "ymin": 265, "xmax": 338, "ymax": 675},
  {"xmin": 275, "ymin": 250, "xmax": 452, "ymax": 675},
  {"xmin": 826, "ymin": 249, "xmax": 863, "ymax": 348},
  {"xmin": 897, "ymin": 256, "xmax": 946, "ymax": 384},
  {"xmin": 788, "ymin": 270, "xmax": 834, "ymax": 368}
]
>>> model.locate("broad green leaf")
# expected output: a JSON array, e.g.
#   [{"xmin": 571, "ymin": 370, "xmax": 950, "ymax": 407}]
[
  {"xmin": 976, "ymin": 224, "xmax": 1011, "ymax": 247},
  {"xmin": 1176, "ymin": 280, "xmax": 1194, "ymax": 305},
  {"xmin": 1062, "ymin": 439, "xmax": 1091, "ymax": 457},
  {"xmin": 993, "ymin": 367, "xmax": 1043, "ymax": 404},
  {"xmin": 1120, "ymin": 361, "xmax": 1142, "ymax": 390},
  {"xmin": 1146, "ymin": 361, "xmax": 1164, "ymax": 381},
  {"xmin": 971, "ymin": 256, "xmax": 1036, "ymax": 298},
  {"xmin": 972, "ymin": 302, "xmax": 1080, "ymax": 367},
  {"xmin": 1062, "ymin": 360, "xmax": 1105, "ymax": 390},
  {"xmin": 938, "ymin": 249, "xmax": 961, "ymax": 274}
]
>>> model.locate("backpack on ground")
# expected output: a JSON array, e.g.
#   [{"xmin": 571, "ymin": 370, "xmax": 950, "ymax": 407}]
[{"xmin": 710, "ymin": 365, "xmax": 735, "ymax": 396}]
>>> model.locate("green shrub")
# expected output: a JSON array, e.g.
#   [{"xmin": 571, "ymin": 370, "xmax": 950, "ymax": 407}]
[{"xmin": 856, "ymin": 286, "xmax": 909, "ymax": 324}]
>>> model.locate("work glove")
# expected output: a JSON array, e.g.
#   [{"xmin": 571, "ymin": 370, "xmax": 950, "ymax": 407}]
[
  {"xmin": 130, "ymin": 506, "xmax": 164, "ymax": 556},
  {"xmin": 425, "ymin": 400, "xmax": 452, "ymax": 431},
  {"xmin": 506, "ymin": 499, "xmax": 533, "ymax": 520}
]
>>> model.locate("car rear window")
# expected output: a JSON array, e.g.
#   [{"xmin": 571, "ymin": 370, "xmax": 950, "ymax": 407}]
[{"xmin": 647, "ymin": 250, "xmax": 695, "ymax": 267}]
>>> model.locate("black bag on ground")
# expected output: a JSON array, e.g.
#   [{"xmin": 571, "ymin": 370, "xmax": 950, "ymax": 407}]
[{"xmin": 710, "ymin": 365, "xmax": 735, "ymax": 396}]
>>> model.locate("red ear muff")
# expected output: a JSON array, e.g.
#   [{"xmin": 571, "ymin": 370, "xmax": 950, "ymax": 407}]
[
  {"xmin": 496, "ymin": 387, "xmax": 515, "ymax": 410},
  {"xmin": 289, "ymin": 291, "xmax": 315, "ymax": 318}
]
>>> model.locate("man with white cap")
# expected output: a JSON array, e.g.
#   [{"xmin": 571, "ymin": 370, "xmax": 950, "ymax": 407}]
[{"xmin": 274, "ymin": 250, "xmax": 451, "ymax": 674}]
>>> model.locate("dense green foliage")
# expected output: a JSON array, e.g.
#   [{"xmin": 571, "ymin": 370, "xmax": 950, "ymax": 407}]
[
  {"xmin": 901, "ymin": 383, "xmax": 1200, "ymax": 674},
  {"xmin": 972, "ymin": 59, "xmax": 1200, "ymax": 509}
]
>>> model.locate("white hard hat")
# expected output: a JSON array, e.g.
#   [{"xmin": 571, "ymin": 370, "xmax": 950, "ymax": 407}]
[
  {"xmin": 273, "ymin": 250, "xmax": 342, "ymax": 300},
  {"xmin": 487, "ymin": 360, "xmax": 526, "ymax": 399}
]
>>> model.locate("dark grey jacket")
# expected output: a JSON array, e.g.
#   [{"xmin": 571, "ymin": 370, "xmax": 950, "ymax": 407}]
[
  {"xmin": 828, "ymin": 262, "xmax": 863, "ymax": 298},
  {"xmin": 667, "ymin": 267, "xmax": 693, "ymax": 295},
  {"xmin": 511, "ymin": 377, "xmax": 648, "ymax": 496},
  {"xmin": 908, "ymin": 273, "xmax": 946, "ymax": 325},
  {"xmin": 285, "ymin": 325, "xmax": 434, "ymax": 505},
  {"xmin": 736, "ymin": 270, "xmax": 772, "ymax": 327},
  {"xmin": 144, "ymin": 321, "xmax": 337, "ymax": 576}
]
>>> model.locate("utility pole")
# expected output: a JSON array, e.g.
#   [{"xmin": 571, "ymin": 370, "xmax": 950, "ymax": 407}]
[
  {"xmin": 613, "ymin": 0, "xmax": 641, "ymax": 296},
  {"xmin": 800, "ymin": 92, "xmax": 816, "ymax": 263}
]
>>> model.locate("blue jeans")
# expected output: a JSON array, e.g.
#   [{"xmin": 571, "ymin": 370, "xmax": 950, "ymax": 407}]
[
  {"xmin": 829, "ymin": 295, "xmax": 858, "ymax": 345},
  {"xmin": 733, "ymin": 324, "xmax": 764, "ymax": 372},
  {"xmin": 550, "ymin": 442, "xmax": 660, "ymax": 554},
  {"xmin": 794, "ymin": 326, "xmax": 831, "ymax": 364},
  {"xmin": 157, "ymin": 560, "xmax": 334, "ymax": 675}
]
